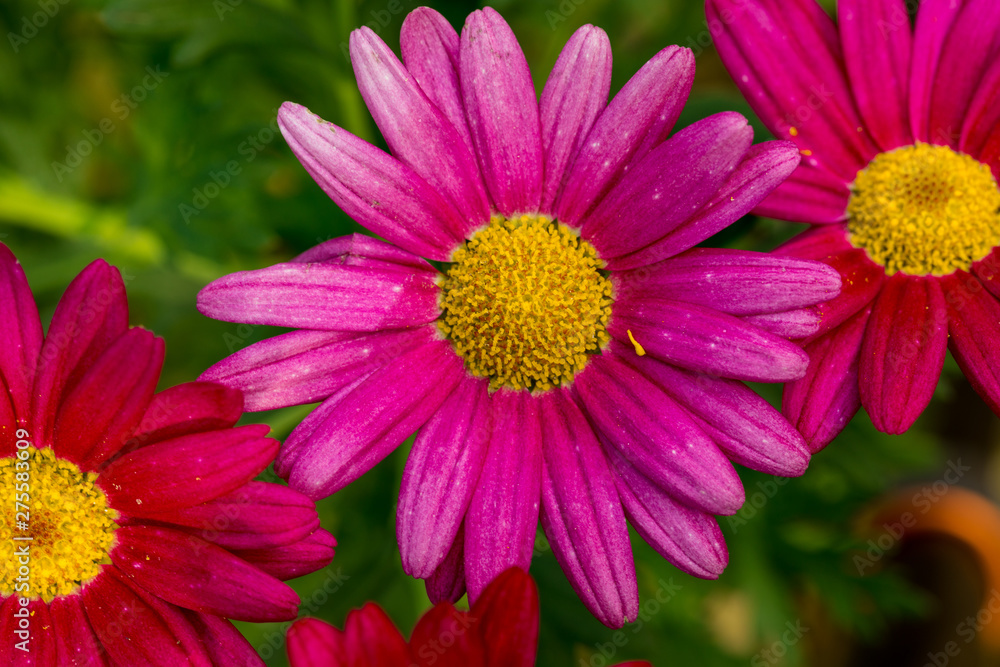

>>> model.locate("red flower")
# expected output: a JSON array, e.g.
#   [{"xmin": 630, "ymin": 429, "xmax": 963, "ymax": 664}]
[
  {"xmin": 0, "ymin": 244, "xmax": 335, "ymax": 665},
  {"xmin": 286, "ymin": 568, "xmax": 652, "ymax": 666}
]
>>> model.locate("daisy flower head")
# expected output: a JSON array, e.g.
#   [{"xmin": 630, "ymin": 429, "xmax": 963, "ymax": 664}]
[
  {"xmin": 198, "ymin": 7, "xmax": 841, "ymax": 627},
  {"xmin": 285, "ymin": 567, "xmax": 651, "ymax": 667},
  {"xmin": 0, "ymin": 244, "xmax": 335, "ymax": 665},
  {"xmin": 707, "ymin": 0, "xmax": 1000, "ymax": 447}
]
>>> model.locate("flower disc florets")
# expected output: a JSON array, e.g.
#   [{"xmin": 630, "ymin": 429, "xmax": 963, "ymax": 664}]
[
  {"xmin": 848, "ymin": 143, "xmax": 1000, "ymax": 276},
  {"xmin": 437, "ymin": 214, "xmax": 613, "ymax": 391}
]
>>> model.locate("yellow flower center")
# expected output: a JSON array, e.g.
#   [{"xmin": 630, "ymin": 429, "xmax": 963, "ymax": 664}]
[
  {"xmin": 847, "ymin": 143, "xmax": 1000, "ymax": 276},
  {"xmin": 0, "ymin": 447, "xmax": 119, "ymax": 602},
  {"xmin": 438, "ymin": 214, "xmax": 612, "ymax": 391}
]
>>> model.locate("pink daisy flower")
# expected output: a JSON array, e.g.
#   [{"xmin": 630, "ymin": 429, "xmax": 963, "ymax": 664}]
[
  {"xmin": 285, "ymin": 568, "xmax": 650, "ymax": 667},
  {"xmin": 198, "ymin": 7, "xmax": 841, "ymax": 627},
  {"xmin": 0, "ymin": 244, "xmax": 335, "ymax": 665},
  {"xmin": 707, "ymin": 0, "xmax": 1000, "ymax": 447}
]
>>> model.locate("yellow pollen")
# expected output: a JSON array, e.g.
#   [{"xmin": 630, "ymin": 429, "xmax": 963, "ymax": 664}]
[
  {"xmin": 438, "ymin": 214, "xmax": 613, "ymax": 391},
  {"xmin": 1, "ymin": 447, "xmax": 118, "ymax": 602},
  {"xmin": 847, "ymin": 143, "xmax": 1000, "ymax": 276},
  {"xmin": 627, "ymin": 329, "xmax": 646, "ymax": 356}
]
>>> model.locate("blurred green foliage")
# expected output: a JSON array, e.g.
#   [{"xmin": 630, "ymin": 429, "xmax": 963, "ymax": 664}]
[{"xmin": 0, "ymin": 0, "xmax": 977, "ymax": 665}]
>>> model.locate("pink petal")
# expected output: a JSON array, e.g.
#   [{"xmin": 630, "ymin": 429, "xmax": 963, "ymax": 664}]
[
  {"xmin": 0, "ymin": 244, "xmax": 42, "ymax": 429},
  {"xmin": 426, "ymin": 523, "xmax": 467, "ymax": 605},
  {"xmin": 464, "ymin": 391, "xmax": 542, "ymax": 603},
  {"xmin": 50, "ymin": 595, "xmax": 108, "ymax": 666},
  {"xmin": 459, "ymin": 7, "xmax": 543, "ymax": 216},
  {"xmin": 557, "ymin": 46, "xmax": 695, "ymax": 226},
  {"xmin": 351, "ymin": 26, "xmax": 488, "ymax": 233},
  {"xmin": 184, "ymin": 611, "xmax": 264, "ymax": 667},
  {"xmin": 941, "ymin": 272, "xmax": 1000, "ymax": 415},
  {"xmin": 236, "ymin": 529, "xmax": 337, "ymax": 581},
  {"xmin": 909, "ymin": 0, "xmax": 964, "ymax": 142},
  {"xmin": 753, "ymin": 161, "xmax": 851, "ymax": 225},
  {"xmin": 539, "ymin": 24, "xmax": 612, "ymax": 213},
  {"xmin": 287, "ymin": 617, "xmax": 344, "ymax": 667},
  {"xmin": 539, "ymin": 390, "xmax": 637, "ymax": 627},
  {"xmin": 343, "ymin": 604, "xmax": 410, "ymax": 665},
  {"xmin": 197, "ymin": 260, "xmax": 440, "ymax": 331},
  {"xmin": 582, "ymin": 113, "xmax": 753, "ymax": 259},
  {"xmin": 470, "ymin": 567, "xmax": 539, "ymax": 667},
  {"xmin": 398, "ymin": 378, "xmax": 491, "ymax": 579},
  {"xmin": 839, "ymin": 0, "xmax": 913, "ymax": 151},
  {"xmin": 277, "ymin": 102, "xmax": 465, "ymax": 260},
  {"xmin": 279, "ymin": 340, "xmax": 465, "ymax": 499},
  {"xmin": 859, "ymin": 274, "xmax": 948, "ymax": 434},
  {"xmin": 129, "ymin": 380, "xmax": 244, "ymax": 448}
]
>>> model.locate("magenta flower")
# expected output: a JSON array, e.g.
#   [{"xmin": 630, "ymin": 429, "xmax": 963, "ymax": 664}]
[
  {"xmin": 707, "ymin": 0, "xmax": 1000, "ymax": 447},
  {"xmin": 0, "ymin": 244, "xmax": 334, "ymax": 665},
  {"xmin": 285, "ymin": 568, "xmax": 651, "ymax": 667},
  {"xmin": 198, "ymin": 7, "xmax": 840, "ymax": 627}
]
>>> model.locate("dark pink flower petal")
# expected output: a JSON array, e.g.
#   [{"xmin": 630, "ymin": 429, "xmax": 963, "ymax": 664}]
[
  {"xmin": 277, "ymin": 102, "xmax": 465, "ymax": 260},
  {"xmin": 101, "ymin": 424, "xmax": 277, "ymax": 514},
  {"xmin": 540, "ymin": 24, "xmax": 612, "ymax": 213},
  {"xmin": 112, "ymin": 524, "xmax": 300, "ymax": 622},
  {"xmin": 742, "ymin": 308, "xmax": 822, "ymax": 340},
  {"xmin": 582, "ymin": 112, "xmax": 752, "ymax": 259},
  {"xmin": 613, "ymin": 248, "xmax": 840, "ymax": 316},
  {"xmin": 608, "ymin": 447, "xmax": 728, "ymax": 578},
  {"xmin": 291, "ymin": 233, "xmax": 438, "ymax": 272},
  {"xmin": 343, "ymin": 604, "xmax": 411, "ymax": 666},
  {"xmin": 287, "ymin": 617, "xmax": 345, "ymax": 667},
  {"xmin": 575, "ymin": 355, "xmax": 744, "ymax": 515},
  {"xmin": 464, "ymin": 391, "xmax": 542, "ymax": 602},
  {"xmin": 784, "ymin": 306, "xmax": 870, "ymax": 452},
  {"xmin": 236, "ymin": 529, "xmax": 337, "ymax": 581},
  {"xmin": 539, "ymin": 390, "xmax": 637, "ymax": 627},
  {"xmin": 961, "ymin": 57, "xmax": 1000, "ymax": 159},
  {"xmin": 772, "ymin": 222, "xmax": 853, "ymax": 260},
  {"xmin": 50, "ymin": 595, "xmax": 107, "ymax": 666},
  {"xmin": 838, "ymin": 0, "xmax": 913, "ymax": 151},
  {"xmin": 611, "ymin": 298, "xmax": 809, "ymax": 382},
  {"xmin": 0, "ymin": 244, "xmax": 42, "ymax": 429},
  {"xmin": 753, "ymin": 162, "xmax": 851, "ymax": 225},
  {"xmin": 398, "ymin": 378, "xmax": 491, "ymax": 579},
  {"xmin": 351, "ymin": 27, "xmax": 488, "ymax": 234},
  {"xmin": 705, "ymin": 0, "xmax": 877, "ymax": 181},
  {"xmin": 184, "ymin": 611, "xmax": 265, "ymax": 667},
  {"xmin": 145, "ymin": 481, "xmax": 320, "ymax": 550},
  {"xmin": 973, "ymin": 248, "xmax": 1000, "ymax": 300},
  {"xmin": 426, "ymin": 523, "xmax": 467, "ymax": 605},
  {"xmin": 608, "ymin": 141, "xmax": 802, "ymax": 269},
  {"xmin": 460, "ymin": 7, "xmax": 542, "ymax": 216},
  {"xmin": 279, "ymin": 340, "xmax": 465, "ymax": 499},
  {"xmin": 859, "ymin": 274, "xmax": 948, "ymax": 434},
  {"xmin": 197, "ymin": 260, "xmax": 440, "ymax": 331},
  {"xmin": 927, "ymin": 0, "xmax": 1000, "ymax": 149},
  {"xmin": 942, "ymin": 272, "xmax": 1000, "ymax": 415},
  {"xmin": 624, "ymin": 347, "xmax": 810, "ymax": 477},
  {"xmin": 409, "ymin": 604, "xmax": 484, "ymax": 667},
  {"xmin": 471, "ymin": 568, "xmax": 538, "ymax": 667},
  {"xmin": 31, "ymin": 259, "xmax": 128, "ymax": 447},
  {"xmin": 200, "ymin": 326, "xmax": 435, "ymax": 412},
  {"xmin": 400, "ymin": 7, "xmax": 473, "ymax": 155},
  {"xmin": 0, "ymin": 598, "xmax": 56, "ymax": 665},
  {"xmin": 909, "ymin": 0, "xmax": 964, "ymax": 142},
  {"xmin": 52, "ymin": 327, "xmax": 163, "ymax": 469},
  {"xmin": 81, "ymin": 570, "xmax": 198, "ymax": 666},
  {"xmin": 557, "ymin": 45, "xmax": 694, "ymax": 226},
  {"xmin": 129, "ymin": 380, "xmax": 243, "ymax": 448}
]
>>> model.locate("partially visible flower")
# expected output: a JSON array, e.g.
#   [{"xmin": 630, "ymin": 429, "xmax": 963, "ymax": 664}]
[
  {"xmin": 708, "ymin": 0, "xmax": 1000, "ymax": 447},
  {"xmin": 0, "ymin": 244, "xmax": 335, "ymax": 666},
  {"xmin": 198, "ymin": 7, "xmax": 840, "ymax": 627},
  {"xmin": 285, "ymin": 567, "xmax": 651, "ymax": 667}
]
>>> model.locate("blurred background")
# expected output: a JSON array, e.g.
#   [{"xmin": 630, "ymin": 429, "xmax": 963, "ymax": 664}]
[{"xmin": 3, "ymin": 0, "xmax": 1000, "ymax": 664}]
